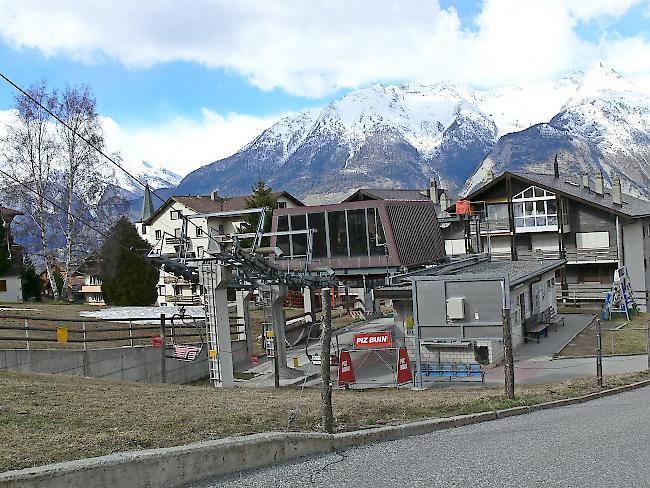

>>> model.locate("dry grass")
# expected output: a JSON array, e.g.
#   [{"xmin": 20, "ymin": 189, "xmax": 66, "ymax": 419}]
[
  {"xmin": 1, "ymin": 370, "xmax": 648, "ymax": 472},
  {"xmin": 559, "ymin": 313, "xmax": 649, "ymax": 357}
]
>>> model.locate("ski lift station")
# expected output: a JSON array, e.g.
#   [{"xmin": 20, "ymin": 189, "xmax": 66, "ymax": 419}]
[{"xmin": 377, "ymin": 255, "xmax": 565, "ymax": 367}]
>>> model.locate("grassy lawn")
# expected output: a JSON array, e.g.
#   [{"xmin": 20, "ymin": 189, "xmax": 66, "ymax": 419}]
[
  {"xmin": 1, "ymin": 370, "xmax": 649, "ymax": 472},
  {"xmin": 559, "ymin": 313, "xmax": 649, "ymax": 357}
]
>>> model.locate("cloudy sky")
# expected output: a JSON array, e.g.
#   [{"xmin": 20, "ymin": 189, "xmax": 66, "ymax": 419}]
[{"xmin": 1, "ymin": 0, "xmax": 650, "ymax": 176}]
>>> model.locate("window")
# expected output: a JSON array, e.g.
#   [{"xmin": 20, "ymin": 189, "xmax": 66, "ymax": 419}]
[
  {"xmin": 307, "ymin": 213, "xmax": 327, "ymax": 258},
  {"xmin": 512, "ymin": 186, "xmax": 557, "ymax": 230},
  {"xmin": 347, "ymin": 209, "xmax": 369, "ymax": 257},
  {"xmin": 290, "ymin": 214, "xmax": 308, "ymax": 257},
  {"xmin": 276, "ymin": 215, "xmax": 290, "ymax": 256},
  {"xmin": 445, "ymin": 239, "xmax": 466, "ymax": 256},
  {"xmin": 141, "ymin": 225, "xmax": 147, "ymax": 235},
  {"xmin": 368, "ymin": 208, "xmax": 386, "ymax": 256},
  {"xmin": 196, "ymin": 226, "xmax": 203, "ymax": 237},
  {"xmin": 218, "ymin": 224, "xmax": 225, "ymax": 234},
  {"xmin": 576, "ymin": 231, "xmax": 609, "ymax": 249},
  {"xmin": 158, "ymin": 285, "xmax": 165, "ymax": 296},
  {"xmin": 170, "ymin": 210, "xmax": 182, "ymax": 220},
  {"xmin": 197, "ymin": 246, "xmax": 204, "ymax": 257},
  {"xmin": 487, "ymin": 204, "xmax": 508, "ymax": 220},
  {"xmin": 328, "ymin": 211, "xmax": 348, "ymax": 257},
  {"xmin": 155, "ymin": 230, "xmax": 162, "ymax": 240},
  {"xmin": 0, "ymin": 280, "xmax": 6, "ymax": 292},
  {"xmin": 174, "ymin": 228, "xmax": 182, "ymax": 237},
  {"xmin": 277, "ymin": 201, "xmax": 287, "ymax": 209}
]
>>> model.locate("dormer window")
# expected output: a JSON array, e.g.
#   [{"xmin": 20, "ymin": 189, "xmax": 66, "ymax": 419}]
[
  {"xmin": 513, "ymin": 186, "xmax": 557, "ymax": 231},
  {"xmin": 170, "ymin": 210, "xmax": 183, "ymax": 220}
]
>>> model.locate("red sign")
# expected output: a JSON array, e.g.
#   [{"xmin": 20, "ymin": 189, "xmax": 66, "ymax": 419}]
[
  {"xmin": 250, "ymin": 355, "xmax": 259, "ymax": 366},
  {"xmin": 456, "ymin": 200, "xmax": 471, "ymax": 215},
  {"xmin": 396, "ymin": 348, "xmax": 413, "ymax": 385},
  {"xmin": 338, "ymin": 350, "xmax": 356, "ymax": 386},
  {"xmin": 151, "ymin": 335, "xmax": 164, "ymax": 348},
  {"xmin": 353, "ymin": 332, "xmax": 391, "ymax": 348}
]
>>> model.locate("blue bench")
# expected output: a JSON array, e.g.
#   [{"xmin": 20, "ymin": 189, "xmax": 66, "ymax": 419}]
[{"xmin": 419, "ymin": 362, "xmax": 485, "ymax": 383}]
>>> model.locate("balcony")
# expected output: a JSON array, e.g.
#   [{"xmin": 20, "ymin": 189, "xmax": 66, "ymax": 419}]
[
  {"xmin": 480, "ymin": 219, "xmax": 511, "ymax": 235},
  {"xmin": 164, "ymin": 276, "xmax": 192, "ymax": 285},
  {"xmin": 165, "ymin": 294, "xmax": 201, "ymax": 305},
  {"xmin": 517, "ymin": 249, "xmax": 562, "ymax": 260},
  {"xmin": 80, "ymin": 285, "xmax": 102, "ymax": 293},
  {"xmin": 564, "ymin": 247, "xmax": 618, "ymax": 264},
  {"xmin": 165, "ymin": 237, "xmax": 181, "ymax": 245}
]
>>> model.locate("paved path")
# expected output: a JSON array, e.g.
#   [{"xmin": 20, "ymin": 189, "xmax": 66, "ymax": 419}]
[{"xmin": 195, "ymin": 385, "xmax": 650, "ymax": 488}]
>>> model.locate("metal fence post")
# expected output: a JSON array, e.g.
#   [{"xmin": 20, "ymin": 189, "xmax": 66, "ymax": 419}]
[
  {"xmin": 160, "ymin": 314, "xmax": 167, "ymax": 384},
  {"xmin": 82, "ymin": 321, "xmax": 87, "ymax": 351},
  {"xmin": 646, "ymin": 321, "xmax": 650, "ymax": 371},
  {"xmin": 128, "ymin": 320, "xmax": 134, "ymax": 348},
  {"xmin": 24, "ymin": 319, "xmax": 29, "ymax": 350}
]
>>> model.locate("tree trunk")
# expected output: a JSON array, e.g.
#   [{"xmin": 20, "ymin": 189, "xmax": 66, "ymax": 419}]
[{"xmin": 320, "ymin": 288, "xmax": 334, "ymax": 434}]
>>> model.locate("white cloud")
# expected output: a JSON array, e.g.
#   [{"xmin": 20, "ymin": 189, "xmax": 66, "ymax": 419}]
[
  {"xmin": 101, "ymin": 109, "xmax": 284, "ymax": 176},
  {"xmin": 0, "ymin": 0, "xmax": 649, "ymax": 97},
  {"xmin": 0, "ymin": 107, "xmax": 282, "ymax": 176}
]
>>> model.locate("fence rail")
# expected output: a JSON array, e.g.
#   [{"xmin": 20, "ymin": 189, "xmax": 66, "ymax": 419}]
[{"xmin": 0, "ymin": 314, "xmax": 243, "ymax": 350}]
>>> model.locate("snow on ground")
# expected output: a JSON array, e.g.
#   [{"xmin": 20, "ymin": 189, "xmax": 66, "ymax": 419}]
[{"xmin": 80, "ymin": 306, "xmax": 206, "ymax": 322}]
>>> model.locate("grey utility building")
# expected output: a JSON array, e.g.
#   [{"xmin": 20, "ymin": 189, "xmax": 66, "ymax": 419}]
[{"xmin": 377, "ymin": 255, "xmax": 565, "ymax": 366}]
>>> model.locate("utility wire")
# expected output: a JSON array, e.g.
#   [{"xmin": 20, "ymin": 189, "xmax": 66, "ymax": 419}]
[{"xmin": 0, "ymin": 167, "xmax": 158, "ymax": 269}]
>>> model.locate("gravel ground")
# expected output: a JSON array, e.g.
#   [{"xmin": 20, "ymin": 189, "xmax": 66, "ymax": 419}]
[{"xmin": 195, "ymin": 385, "xmax": 650, "ymax": 488}]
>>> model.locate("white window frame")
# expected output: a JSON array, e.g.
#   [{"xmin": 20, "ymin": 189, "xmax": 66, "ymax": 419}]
[{"xmin": 512, "ymin": 186, "xmax": 558, "ymax": 233}]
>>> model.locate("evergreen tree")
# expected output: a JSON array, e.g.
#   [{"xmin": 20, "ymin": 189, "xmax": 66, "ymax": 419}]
[
  {"xmin": 0, "ymin": 219, "xmax": 10, "ymax": 276},
  {"xmin": 100, "ymin": 217, "xmax": 158, "ymax": 306},
  {"xmin": 239, "ymin": 178, "xmax": 277, "ymax": 247},
  {"xmin": 21, "ymin": 258, "xmax": 42, "ymax": 301}
]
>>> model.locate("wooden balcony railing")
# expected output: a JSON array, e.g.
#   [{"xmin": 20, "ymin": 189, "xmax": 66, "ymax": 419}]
[
  {"xmin": 165, "ymin": 295, "xmax": 201, "ymax": 305},
  {"xmin": 480, "ymin": 219, "xmax": 511, "ymax": 234},
  {"xmin": 564, "ymin": 247, "xmax": 618, "ymax": 263}
]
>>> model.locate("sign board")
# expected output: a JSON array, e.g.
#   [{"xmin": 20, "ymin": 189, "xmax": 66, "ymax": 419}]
[
  {"xmin": 209, "ymin": 349, "xmax": 217, "ymax": 359},
  {"xmin": 338, "ymin": 350, "xmax": 356, "ymax": 386},
  {"xmin": 396, "ymin": 348, "xmax": 412, "ymax": 384},
  {"xmin": 151, "ymin": 335, "xmax": 164, "ymax": 348},
  {"xmin": 353, "ymin": 331, "xmax": 391, "ymax": 348},
  {"xmin": 56, "ymin": 327, "xmax": 68, "ymax": 344}
]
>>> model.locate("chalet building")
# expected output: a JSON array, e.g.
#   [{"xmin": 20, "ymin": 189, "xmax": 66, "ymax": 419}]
[
  {"xmin": 70, "ymin": 254, "xmax": 104, "ymax": 305},
  {"xmin": 137, "ymin": 187, "xmax": 304, "ymax": 307},
  {"xmin": 0, "ymin": 206, "xmax": 23, "ymax": 303},
  {"xmin": 442, "ymin": 166, "xmax": 650, "ymax": 310}
]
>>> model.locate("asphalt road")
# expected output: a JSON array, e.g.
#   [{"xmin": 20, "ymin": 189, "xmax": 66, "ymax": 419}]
[{"xmin": 192, "ymin": 385, "xmax": 650, "ymax": 488}]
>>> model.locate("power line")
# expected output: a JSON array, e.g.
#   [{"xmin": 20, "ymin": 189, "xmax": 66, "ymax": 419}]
[
  {"xmin": 0, "ymin": 71, "xmax": 166, "ymax": 205},
  {"xmin": 0, "ymin": 167, "xmax": 157, "ymax": 268}
]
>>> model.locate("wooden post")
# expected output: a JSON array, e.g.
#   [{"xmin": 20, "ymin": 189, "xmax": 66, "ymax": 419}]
[
  {"xmin": 320, "ymin": 288, "xmax": 334, "ymax": 434},
  {"xmin": 596, "ymin": 318, "xmax": 603, "ymax": 388},
  {"xmin": 646, "ymin": 320, "xmax": 649, "ymax": 371},
  {"xmin": 128, "ymin": 320, "xmax": 134, "ymax": 348},
  {"xmin": 503, "ymin": 310, "xmax": 515, "ymax": 399},
  {"xmin": 82, "ymin": 321, "xmax": 87, "ymax": 351},
  {"xmin": 24, "ymin": 319, "xmax": 29, "ymax": 350},
  {"xmin": 160, "ymin": 313, "xmax": 167, "ymax": 384}
]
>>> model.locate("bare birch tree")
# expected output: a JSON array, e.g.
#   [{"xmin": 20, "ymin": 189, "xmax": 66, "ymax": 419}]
[
  {"xmin": 1, "ymin": 82, "xmax": 61, "ymax": 299},
  {"xmin": 56, "ymin": 84, "xmax": 105, "ymax": 300}
]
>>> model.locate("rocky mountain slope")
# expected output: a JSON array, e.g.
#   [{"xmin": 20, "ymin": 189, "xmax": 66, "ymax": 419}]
[{"xmin": 162, "ymin": 63, "xmax": 650, "ymax": 204}]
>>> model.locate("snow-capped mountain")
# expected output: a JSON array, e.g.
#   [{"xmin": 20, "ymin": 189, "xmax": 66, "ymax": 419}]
[
  {"xmin": 171, "ymin": 63, "xmax": 650, "ymax": 203},
  {"xmin": 463, "ymin": 63, "xmax": 650, "ymax": 198},
  {"xmin": 115, "ymin": 160, "xmax": 182, "ymax": 199}
]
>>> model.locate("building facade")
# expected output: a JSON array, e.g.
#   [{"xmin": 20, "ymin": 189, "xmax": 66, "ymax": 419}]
[
  {"xmin": 442, "ymin": 169, "xmax": 650, "ymax": 310},
  {"xmin": 0, "ymin": 206, "xmax": 23, "ymax": 303},
  {"xmin": 138, "ymin": 189, "xmax": 303, "ymax": 306}
]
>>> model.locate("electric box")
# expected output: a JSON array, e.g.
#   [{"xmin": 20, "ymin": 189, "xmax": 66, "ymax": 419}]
[{"xmin": 446, "ymin": 297, "xmax": 465, "ymax": 320}]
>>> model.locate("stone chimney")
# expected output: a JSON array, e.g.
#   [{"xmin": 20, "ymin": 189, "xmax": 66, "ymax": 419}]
[
  {"xmin": 439, "ymin": 191, "xmax": 449, "ymax": 212},
  {"xmin": 487, "ymin": 170, "xmax": 495, "ymax": 181},
  {"xmin": 612, "ymin": 176, "xmax": 622, "ymax": 205},
  {"xmin": 582, "ymin": 174, "xmax": 590, "ymax": 189},
  {"xmin": 594, "ymin": 171, "xmax": 604, "ymax": 196},
  {"xmin": 210, "ymin": 189, "xmax": 220, "ymax": 201},
  {"xmin": 429, "ymin": 179, "xmax": 439, "ymax": 205},
  {"xmin": 553, "ymin": 154, "xmax": 559, "ymax": 178}
]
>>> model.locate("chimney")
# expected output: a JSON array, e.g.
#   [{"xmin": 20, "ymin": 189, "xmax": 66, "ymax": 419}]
[
  {"xmin": 582, "ymin": 174, "xmax": 590, "ymax": 189},
  {"xmin": 553, "ymin": 154, "xmax": 559, "ymax": 178},
  {"xmin": 594, "ymin": 171, "xmax": 604, "ymax": 196},
  {"xmin": 210, "ymin": 190, "xmax": 220, "ymax": 201},
  {"xmin": 612, "ymin": 176, "xmax": 622, "ymax": 205},
  {"xmin": 439, "ymin": 191, "xmax": 449, "ymax": 211},
  {"xmin": 487, "ymin": 170, "xmax": 495, "ymax": 181},
  {"xmin": 429, "ymin": 179, "xmax": 439, "ymax": 204}
]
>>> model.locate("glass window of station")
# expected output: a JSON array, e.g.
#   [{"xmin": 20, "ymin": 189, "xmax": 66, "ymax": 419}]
[{"xmin": 276, "ymin": 208, "xmax": 387, "ymax": 259}]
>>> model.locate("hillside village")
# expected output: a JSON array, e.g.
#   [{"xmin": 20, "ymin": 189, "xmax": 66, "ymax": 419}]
[{"xmin": 1, "ymin": 3, "xmax": 650, "ymax": 487}]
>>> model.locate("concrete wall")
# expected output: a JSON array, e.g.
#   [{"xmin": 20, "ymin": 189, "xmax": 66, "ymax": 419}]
[
  {"xmin": 0, "ymin": 275, "xmax": 22, "ymax": 303},
  {"xmin": 623, "ymin": 220, "xmax": 647, "ymax": 311},
  {"xmin": 0, "ymin": 346, "xmax": 209, "ymax": 384}
]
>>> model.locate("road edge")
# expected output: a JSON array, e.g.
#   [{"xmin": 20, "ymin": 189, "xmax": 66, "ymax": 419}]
[{"xmin": 2, "ymin": 378, "xmax": 649, "ymax": 488}]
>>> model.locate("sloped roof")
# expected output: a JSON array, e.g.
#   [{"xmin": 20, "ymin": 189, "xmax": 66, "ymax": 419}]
[
  {"xmin": 343, "ymin": 188, "xmax": 430, "ymax": 202},
  {"xmin": 144, "ymin": 191, "xmax": 303, "ymax": 225},
  {"xmin": 464, "ymin": 171, "xmax": 650, "ymax": 219},
  {"xmin": 0, "ymin": 206, "xmax": 23, "ymax": 222}
]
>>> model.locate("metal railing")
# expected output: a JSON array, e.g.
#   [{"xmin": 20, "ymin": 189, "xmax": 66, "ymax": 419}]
[
  {"xmin": 564, "ymin": 247, "xmax": 618, "ymax": 263},
  {"xmin": 480, "ymin": 219, "xmax": 511, "ymax": 234}
]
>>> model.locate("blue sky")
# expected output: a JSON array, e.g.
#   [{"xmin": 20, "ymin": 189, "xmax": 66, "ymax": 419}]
[{"xmin": 1, "ymin": 0, "xmax": 650, "ymax": 175}]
